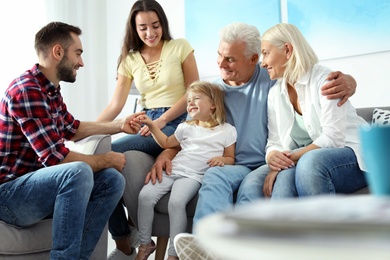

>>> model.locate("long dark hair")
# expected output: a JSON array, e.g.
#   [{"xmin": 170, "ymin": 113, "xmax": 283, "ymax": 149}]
[{"xmin": 117, "ymin": 0, "xmax": 172, "ymax": 68}]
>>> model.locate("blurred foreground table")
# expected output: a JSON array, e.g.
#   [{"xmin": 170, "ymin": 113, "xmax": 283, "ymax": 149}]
[{"xmin": 195, "ymin": 195, "xmax": 390, "ymax": 260}]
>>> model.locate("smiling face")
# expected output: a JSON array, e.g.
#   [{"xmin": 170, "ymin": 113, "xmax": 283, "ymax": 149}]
[
  {"xmin": 135, "ymin": 11, "xmax": 163, "ymax": 48},
  {"xmin": 217, "ymin": 40, "xmax": 258, "ymax": 86},
  {"xmin": 261, "ymin": 40, "xmax": 288, "ymax": 80},
  {"xmin": 187, "ymin": 91, "xmax": 215, "ymax": 123},
  {"xmin": 56, "ymin": 32, "xmax": 84, "ymax": 83}
]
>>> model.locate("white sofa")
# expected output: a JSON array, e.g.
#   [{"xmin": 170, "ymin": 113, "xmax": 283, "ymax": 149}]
[{"xmin": 0, "ymin": 135, "xmax": 111, "ymax": 260}]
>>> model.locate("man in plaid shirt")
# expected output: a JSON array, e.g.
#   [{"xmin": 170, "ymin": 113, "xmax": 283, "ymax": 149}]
[{"xmin": 0, "ymin": 22, "xmax": 144, "ymax": 259}]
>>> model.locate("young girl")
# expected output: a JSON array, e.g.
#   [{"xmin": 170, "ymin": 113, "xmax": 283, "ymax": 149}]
[{"xmin": 135, "ymin": 81, "xmax": 237, "ymax": 260}]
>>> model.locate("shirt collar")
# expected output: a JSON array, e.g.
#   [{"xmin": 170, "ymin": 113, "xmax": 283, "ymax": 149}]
[{"xmin": 31, "ymin": 64, "xmax": 61, "ymax": 96}]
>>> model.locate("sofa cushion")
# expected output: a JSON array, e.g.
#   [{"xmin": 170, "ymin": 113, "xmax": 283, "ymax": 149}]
[
  {"xmin": 372, "ymin": 108, "xmax": 390, "ymax": 126},
  {"xmin": 0, "ymin": 219, "xmax": 52, "ymax": 254}
]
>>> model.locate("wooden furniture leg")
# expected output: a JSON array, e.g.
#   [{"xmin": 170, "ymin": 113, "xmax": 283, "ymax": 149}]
[{"xmin": 155, "ymin": 236, "xmax": 169, "ymax": 260}]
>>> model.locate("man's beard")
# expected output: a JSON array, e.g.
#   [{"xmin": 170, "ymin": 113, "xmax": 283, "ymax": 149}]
[{"xmin": 57, "ymin": 55, "xmax": 76, "ymax": 83}]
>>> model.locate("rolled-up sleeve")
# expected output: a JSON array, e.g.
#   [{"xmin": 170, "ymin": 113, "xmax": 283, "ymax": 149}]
[{"xmin": 10, "ymin": 86, "xmax": 79, "ymax": 167}]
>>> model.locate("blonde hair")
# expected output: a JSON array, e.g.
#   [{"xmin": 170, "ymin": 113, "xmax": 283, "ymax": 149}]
[
  {"xmin": 261, "ymin": 23, "xmax": 318, "ymax": 84},
  {"xmin": 186, "ymin": 81, "xmax": 226, "ymax": 128}
]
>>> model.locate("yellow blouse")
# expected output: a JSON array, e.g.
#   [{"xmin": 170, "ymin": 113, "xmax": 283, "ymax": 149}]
[{"xmin": 118, "ymin": 38, "xmax": 194, "ymax": 109}]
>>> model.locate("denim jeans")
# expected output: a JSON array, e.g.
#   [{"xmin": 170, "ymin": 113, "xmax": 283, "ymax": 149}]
[
  {"xmin": 109, "ymin": 108, "xmax": 186, "ymax": 239},
  {"xmin": 238, "ymin": 164, "xmax": 297, "ymax": 203},
  {"xmin": 238, "ymin": 147, "xmax": 367, "ymax": 203},
  {"xmin": 111, "ymin": 108, "xmax": 187, "ymax": 156},
  {"xmin": 192, "ymin": 165, "xmax": 252, "ymax": 230},
  {"xmin": 0, "ymin": 162, "xmax": 125, "ymax": 260},
  {"xmin": 295, "ymin": 147, "xmax": 367, "ymax": 195}
]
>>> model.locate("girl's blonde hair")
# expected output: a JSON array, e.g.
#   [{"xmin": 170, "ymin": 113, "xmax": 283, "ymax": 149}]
[
  {"xmin": 186, "ymin": 81, "xmax": 226, "ymax": 128},
  {"xmin": 261, "ymin": 23, "xmax": 318, "ymax": 84}
]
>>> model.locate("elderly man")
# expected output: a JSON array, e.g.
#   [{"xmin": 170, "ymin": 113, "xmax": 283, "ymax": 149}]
[{"xmin": 0, "ymin": 22, "xmax": 143, "ymax": 259}]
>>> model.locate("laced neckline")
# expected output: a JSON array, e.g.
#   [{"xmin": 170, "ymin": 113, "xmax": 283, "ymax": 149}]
[{"xmin": 145, "ymin": 60, "xmax": 160, "ymax": 81}]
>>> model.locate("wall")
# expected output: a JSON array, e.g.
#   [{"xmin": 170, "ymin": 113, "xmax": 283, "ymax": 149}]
[{"xmin": 320, "ymin": 51, "xmax": 390, "ymax": 108}]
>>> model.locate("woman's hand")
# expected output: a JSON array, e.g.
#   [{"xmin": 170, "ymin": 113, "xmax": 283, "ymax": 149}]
[
  {"xmin": 263, "ymin": 170, "xmax": 279, "ymax": 198},
  {"xmin": 267, "ymin": 150, "xmax": 294, "ymax": 171}
]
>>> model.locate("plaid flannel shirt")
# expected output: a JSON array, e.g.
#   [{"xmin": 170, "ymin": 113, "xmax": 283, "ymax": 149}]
[{"xmin": 0, "ymin": 64, "xmax": 80, "ymax": 184}]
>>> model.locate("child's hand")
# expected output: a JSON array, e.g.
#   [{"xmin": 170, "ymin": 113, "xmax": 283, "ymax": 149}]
[
  {"xmin": 136, "ymin": 114, "xmax": 153, "ymax": 126},
  {"xmin": 207, "ymin": 157, "xmax": 225, "ymax": 167}
]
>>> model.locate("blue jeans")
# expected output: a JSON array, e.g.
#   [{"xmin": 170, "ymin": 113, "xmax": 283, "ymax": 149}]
[
  {"xmin": 238, "ymin": 147, "xmax": 367, "ymax": 202},
  {"xmin": 192, "ymin": 165, "xmax": 252, "ymax": 230},
  {"xmin": 111, "ymin": 108, "xmax": 187, "ymax": 156},
  {"xmin": 238, "ymin": 164, "xmax": 297, "ymax": 203},
  {"xmin": 0, "ymin": 162, "xmax": 125, "ymax": 260},
  {"xmin": 295, "ymin": 148, "xmax": 367, "ymax": 195},
  {"xmin": 109, "ymin": 108, "xmax": 186, "ymax": 240}
]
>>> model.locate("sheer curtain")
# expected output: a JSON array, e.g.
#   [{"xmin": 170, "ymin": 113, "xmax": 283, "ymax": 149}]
[
  {"xmin": 45, "ymin": 0, "xmax": 109, "ymax": 121},
  {"xmin": 1, "ymin": 0, "xmax": 110, "ymax": 121}
]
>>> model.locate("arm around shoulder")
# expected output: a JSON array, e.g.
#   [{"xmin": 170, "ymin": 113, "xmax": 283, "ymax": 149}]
[{"xmin": 321, "ymin": 71, "xmax": 356, "ymax": 106}]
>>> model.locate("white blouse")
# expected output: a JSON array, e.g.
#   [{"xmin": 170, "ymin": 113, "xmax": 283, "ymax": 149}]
[{"xmin": 266, "ymin": 64, "xmax": 368, "ymax": 171}]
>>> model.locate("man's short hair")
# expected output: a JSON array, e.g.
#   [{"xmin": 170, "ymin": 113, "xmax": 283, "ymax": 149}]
[{"xmin": 35, "ymin": 21, "xmax": 82, "ymax": 58}]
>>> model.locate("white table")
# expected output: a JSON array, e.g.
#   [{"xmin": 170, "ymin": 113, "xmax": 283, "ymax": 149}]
[{"xmin": 195, "ymin": 195, "xmax": 390, "ymax": 260}]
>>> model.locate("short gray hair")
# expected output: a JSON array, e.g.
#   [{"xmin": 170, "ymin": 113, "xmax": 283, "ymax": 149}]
[{"xmin": 219, "ymin": 22, "xmax": 261, "ymax": 59}]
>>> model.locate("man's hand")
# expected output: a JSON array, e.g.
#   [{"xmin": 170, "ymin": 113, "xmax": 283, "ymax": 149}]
[
  {"xmin": 321, "ymin": 71, "xmax": 357, "ymax": 107},
  {"xmin": 61, "ymin": 150, "xmax": 126, "ymax": 173},
  {"xmin": 105, "ymin": 151, "xmax": 126, "ymax": 172},
  {"xmin": 263, "ymin": 170, "xmax": 279, "ymax": 198},
  {"xmin": 145, "ymin": 148, "xmax": 178, "ymax": 184},
  {"xmin": 121, "ymin": 111, "xmax": 145, "ymax": 134}
]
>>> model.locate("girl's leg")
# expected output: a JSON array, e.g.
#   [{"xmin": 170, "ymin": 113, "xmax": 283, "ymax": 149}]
[
  {"xmin": 136, "ymin": 173, "xmax": 174, "ymax": 259},
  {"xmin": 167, "ymin": 177, "xmax": 201, "ymax": 257}
]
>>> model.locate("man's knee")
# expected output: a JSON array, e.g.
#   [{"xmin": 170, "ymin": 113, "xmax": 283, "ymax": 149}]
[
  {"xmin": 98, "ymin": 168, "xmax": 125, "ymax": 195},
  {"xmin": 64, "ymin": 162, "xmax": 94, "ymax": 188}
]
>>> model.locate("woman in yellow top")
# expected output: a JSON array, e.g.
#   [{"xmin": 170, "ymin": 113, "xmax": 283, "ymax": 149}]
[
  {"xmin": 97, "ymin": 0, "xmax": 199, "ymax": 157},
  {"xmin": 100, "ymin": 1, "xmax": 199, "ymax": 259}
]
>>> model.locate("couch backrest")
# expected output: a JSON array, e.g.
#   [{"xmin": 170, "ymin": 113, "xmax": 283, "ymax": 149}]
[{"xmin": 356, "ymin": 107, "xmax": 390, "ymax": 123}]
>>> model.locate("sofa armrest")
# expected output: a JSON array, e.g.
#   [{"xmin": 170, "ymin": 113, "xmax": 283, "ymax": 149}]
[{"xmin": 65, "ymin": 134, "xmax": 111, "ymax": 155}]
